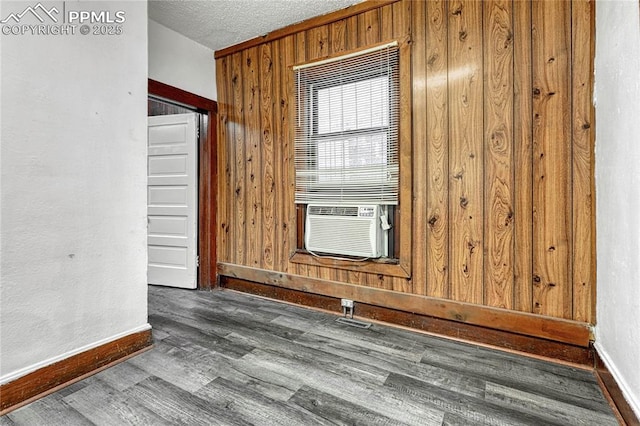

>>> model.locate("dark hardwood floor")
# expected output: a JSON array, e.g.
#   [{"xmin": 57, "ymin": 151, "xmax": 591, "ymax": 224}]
[{"xmin": 3, "ymin": 285, "xmax": 619, "ymax": 425}]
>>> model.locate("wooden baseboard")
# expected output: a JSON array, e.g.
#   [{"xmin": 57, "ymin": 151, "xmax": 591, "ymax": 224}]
[
  {"xmin": 594, "ymin": 350, "xmax": 640, "ymax": 426},
  {"xmin": 220, "ymin": 276, "xmax": 594, "ymax": 366},
  {"xmin": 0, "ymin": 329, "xmax": 153, "ymax": 415},
  {"xmin": 217, "ymin": 263, "xmax": 592, "ymax": 347}
]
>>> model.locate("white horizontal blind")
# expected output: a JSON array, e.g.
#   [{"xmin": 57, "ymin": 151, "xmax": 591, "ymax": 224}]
[{"xmin": 294, "ymin": 42, "xmax": 400, "ymax": 205}]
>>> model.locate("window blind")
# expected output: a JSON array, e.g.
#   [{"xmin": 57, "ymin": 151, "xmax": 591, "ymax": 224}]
[{"xmin": 294, "ymin": 41, "xmax": 400, "ymax": 205}]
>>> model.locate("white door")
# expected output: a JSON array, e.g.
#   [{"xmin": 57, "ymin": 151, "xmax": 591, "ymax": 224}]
[{"xmin": 147, "ymin": 113, "xmax": 198, "ymax": 289}]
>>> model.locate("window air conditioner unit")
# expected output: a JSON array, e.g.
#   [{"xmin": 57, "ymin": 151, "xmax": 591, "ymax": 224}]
[{"xmin": 305, "ymin": 205, "xmax": 388, "ymax": 258}]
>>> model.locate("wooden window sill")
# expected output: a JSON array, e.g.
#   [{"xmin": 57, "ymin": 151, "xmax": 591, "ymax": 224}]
[{"xmin": 290, "ymin": 250, "xmax": 410, "ymax": 279}]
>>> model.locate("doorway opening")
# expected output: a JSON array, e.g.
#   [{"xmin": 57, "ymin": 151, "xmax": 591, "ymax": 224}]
[
  {"xmin": 147, "ymin": 112, "xmax": 199, "ymax": 288},
  {"xmin": 148, "ymin": 79, "xmax": 218, "ymax": 290}
]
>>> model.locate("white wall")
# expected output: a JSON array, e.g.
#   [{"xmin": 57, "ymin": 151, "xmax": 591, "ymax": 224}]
[
  {"xmin": 0, "ymin": 1, "xmax": 149, "ymax": 382},
  {"xmin": 595, "ymin": 0, "xmax": 640, "ymax": 418},
  {"xmin": 149, "ymin": 19, "xmax": 217, "ymax": 100}
]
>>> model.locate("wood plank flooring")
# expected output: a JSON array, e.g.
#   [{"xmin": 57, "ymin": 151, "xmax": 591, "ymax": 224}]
[{"xmin": 3, "ymin": 285, "xmax": 618, "ymax": 425}]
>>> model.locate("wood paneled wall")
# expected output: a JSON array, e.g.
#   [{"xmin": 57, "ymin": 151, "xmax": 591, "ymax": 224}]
[{"xmin": 216, "ymin": 0, "xmax": 595, "ymax": 323}]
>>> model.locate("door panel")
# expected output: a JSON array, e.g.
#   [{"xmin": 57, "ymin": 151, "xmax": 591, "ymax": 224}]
[
  {"xmin": 148, "ymin": 154, "xmax": 188, "ymax": 175},
  {"xmin": 147, "ymin": 113, "xmax": 198, "ymax": 288}
]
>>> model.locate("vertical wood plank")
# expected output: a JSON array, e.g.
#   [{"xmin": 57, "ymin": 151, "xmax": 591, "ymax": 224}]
[
  {"xmin": 231, "ymin": 52, "xmax": 246, "ymax": 266},
  {"xmin": 380, "ymin": 4, "xmax": 393, "ymax": 41},
  {"xmin": 389, "ymin": 0, "xmax": 412, "ymax": 294},
  {"xmin": 393, "ymin": 38, "xmax": 415, "ymax": 294},
  {"xmin": 392, "ymin": 0, "xmax": 411, "ymax": 40},
  {"xmin": 571, "ymin": 0, "xmax": 595, "ymax": 323},
  {"xmin": 272, "ymin": 40, "xmax": 284, "ymax": 273},
  {"xmin": 483, "ymin": 0, "xmax": 514, "ymax": 310},
  {"xmin": 294, "ymin": 32, "xmax": 309, "ymax": 278},
  {"xmin": 513, "ymin": 0, "xmax": 533, "ymax": 313},
  {"xmin": 243, "ymin": 47, "xmax": 262, "ymax": 268},
  {"xmin": 329, "ymin": 19, "xmax": 347, "ymax": 55},
  {"xmin": 260, "ymin": 43, "xmax": 275, "ymax": 271},
  {"xmin": 306, "ymin": 25, "xmax": 329, "ymax": 61},
  {"xmin": 216, "ymin": 57, "xmax": 230, "ymax": 264},
  {"xmin": 345, "ymin": 15, "xmax": 359, "ymax": 51},
  {"xmin": 411, "ymin": 0, "xmax": 428, "ymax": 296},
  {"xmin": 448, "ymin": 0, "xmax": 484, "ymax": 305},
  {"xmin": 281, "ymin": 35, "xmax": 296, "ymax": 274},
  {"xmin": 382, "ymin": 2, "xmax": 414, "ymax": 293},
  {"xmin": 358, "ymin": 9, "xmax": 381, "ymax": 47},
  {"xmin": 425, "ymin": 0, "xmax": 449, "ymax": 299},
  {"xmin": 532, "ymin": 0, "xmax": 572, "ymax": 319}
]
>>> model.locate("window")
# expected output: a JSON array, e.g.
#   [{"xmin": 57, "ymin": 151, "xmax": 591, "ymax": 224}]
[
  {"xmin": 294, "ymin": 42, "xmax": 400, "ymax": 205},
  {"xmin": 290, "ymin": 39, "xmax": 411, "ymax": 277}
]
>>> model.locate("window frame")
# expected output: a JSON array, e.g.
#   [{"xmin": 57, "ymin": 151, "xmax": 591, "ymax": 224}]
[{"xmin": 290, "ymin": 37, "xmax": 412, "ymax": 279}]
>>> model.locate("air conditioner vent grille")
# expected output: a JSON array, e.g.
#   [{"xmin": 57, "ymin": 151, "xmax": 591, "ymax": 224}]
[
  {"xmin": 307, "ymin": 206, "xmax": 359, "ymax": 217},
  {"xmin": 305, "ymin": 204, "xmax": 386, "ymax": 258},
  {"xmin": 307, "ymin": 217, "xmax": 375, "ymax": 255}
]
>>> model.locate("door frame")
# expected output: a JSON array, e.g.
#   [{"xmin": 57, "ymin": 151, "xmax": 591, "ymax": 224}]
[{"xmin": 148, "ymin": 79, "xmax": 217, "ymax": 290}]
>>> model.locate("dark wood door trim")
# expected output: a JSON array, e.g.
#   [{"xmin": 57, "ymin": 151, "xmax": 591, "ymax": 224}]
[
  {"xmin": 149, "ymin": 79, "xmax": 217, "ymax": 112},
  {"xmin": 148, "ymin": 79, "xmax": 218, "ymax": 290}
]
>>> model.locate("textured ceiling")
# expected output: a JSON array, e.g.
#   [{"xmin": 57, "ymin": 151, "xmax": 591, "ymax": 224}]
[{"xmin": 148, "ymin": 0, "xmax": 364, "ymax": 52}]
